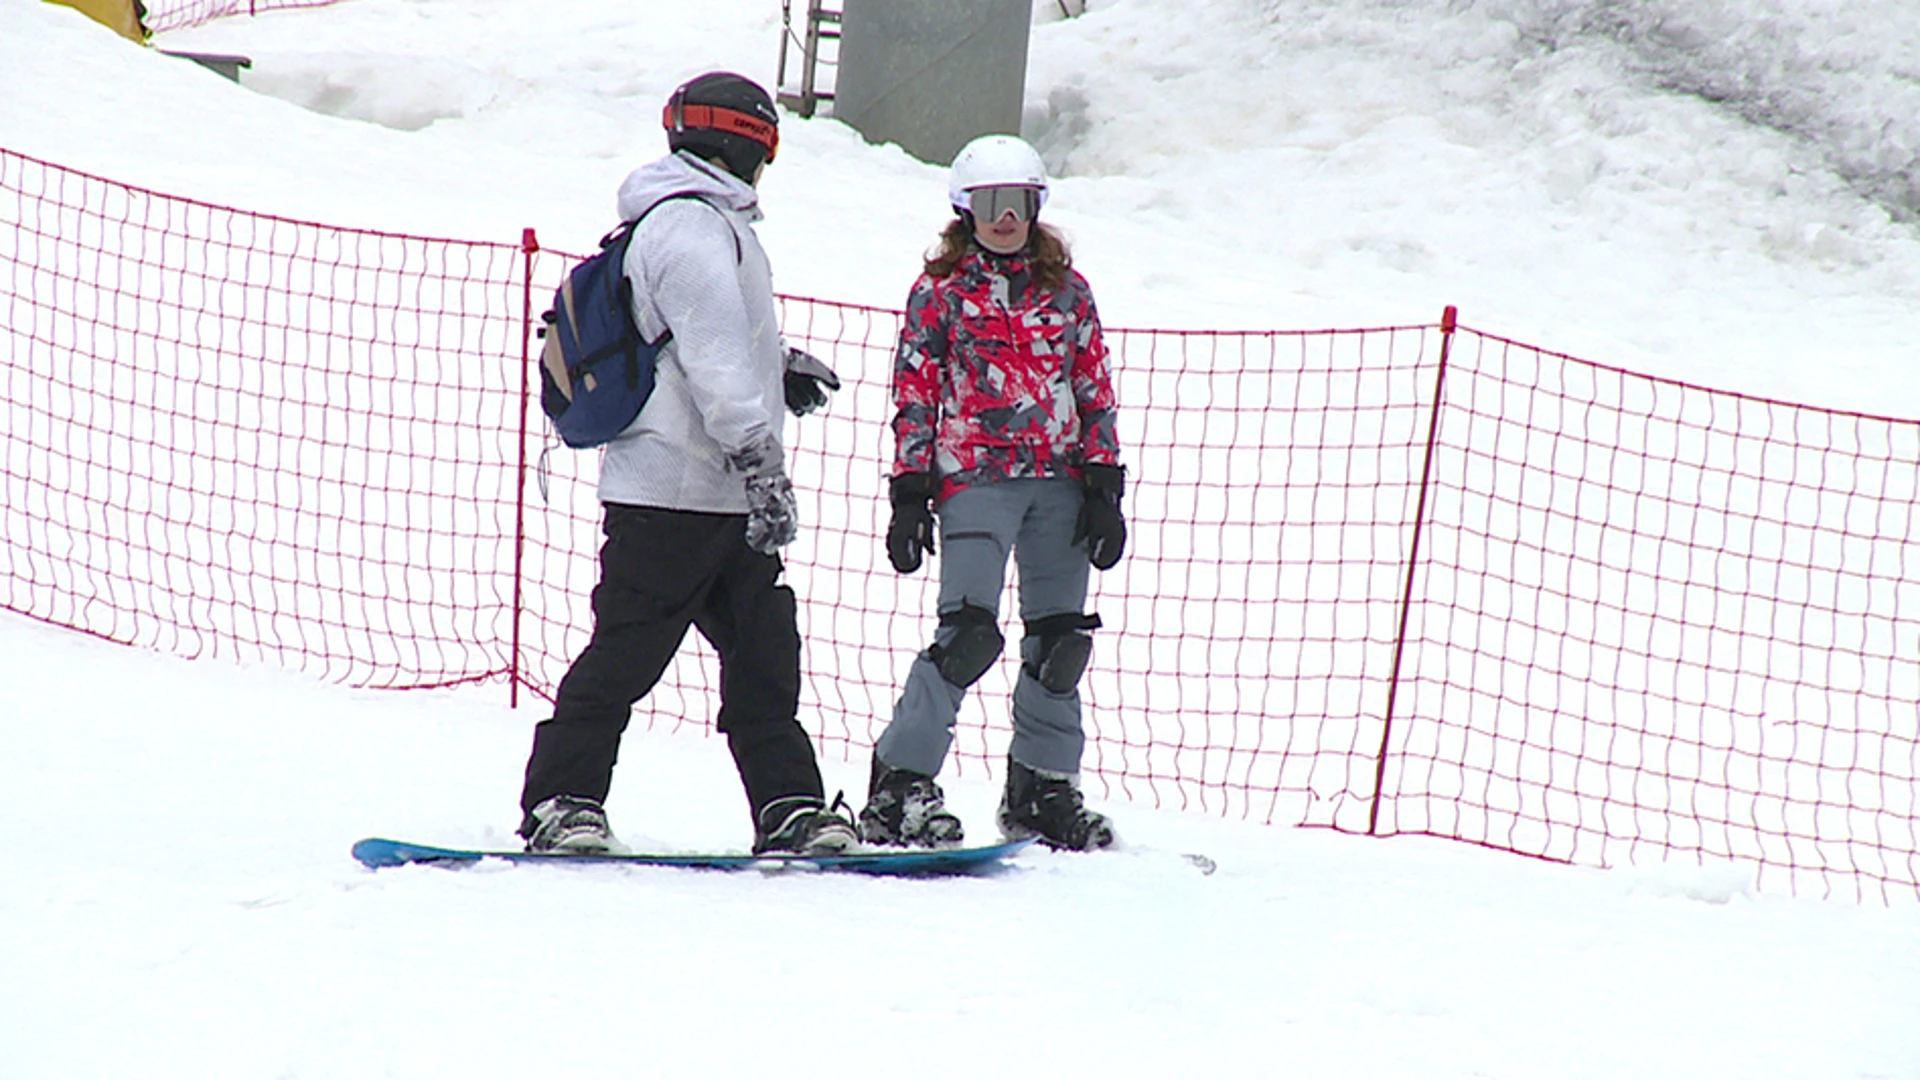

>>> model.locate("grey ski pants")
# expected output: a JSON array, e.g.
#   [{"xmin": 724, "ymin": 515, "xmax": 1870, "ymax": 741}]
[{"xmin": 875, "ymin": 478, "xmax": 1092, "ymax": 777}]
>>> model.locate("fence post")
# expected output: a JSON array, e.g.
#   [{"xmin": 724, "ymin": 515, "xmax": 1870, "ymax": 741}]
[
  {"xmin": 510, "ymin": 227, "xmax": 540, "ymax": 708},
  {"xmin": 1368, "ymin": 304, "xmax": 1458, "ymax": 835}
]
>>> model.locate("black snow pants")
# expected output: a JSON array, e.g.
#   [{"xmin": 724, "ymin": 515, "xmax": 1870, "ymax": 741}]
[{"xmin": 517, "ymin": 503, "xmax": 825, "ymax": 836}]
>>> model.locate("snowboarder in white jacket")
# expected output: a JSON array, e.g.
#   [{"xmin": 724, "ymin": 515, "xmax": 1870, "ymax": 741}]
[{"xmin": 517, "ymin": 72, "xmax": 854, "ymax": 858}]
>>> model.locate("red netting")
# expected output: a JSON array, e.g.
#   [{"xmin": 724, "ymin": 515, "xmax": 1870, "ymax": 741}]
[
  {"xmin": 1, "ymin": 149, "xmax": 527, "ymax": 690},
  {"xmin": 143, "ymin": 0, "xmax": 346, "ymax": 34},
  {"xmin": 4, "ymin": 146, "xmax": 1915, "ymax": 902},
  {"xmin": 1377, "ymin": 333, "xmax": 1920, "ymax": 902}
]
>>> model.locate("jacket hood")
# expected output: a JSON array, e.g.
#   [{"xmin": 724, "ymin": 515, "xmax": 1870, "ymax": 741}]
[{"xmin": 616, "ymin": 150, "xmax": 761, "ymax": 223}]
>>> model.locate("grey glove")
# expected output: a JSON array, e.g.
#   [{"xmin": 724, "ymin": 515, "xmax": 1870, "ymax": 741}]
[
  {"xmin": 727, "ymin": 433, "xmax": 798, "ymax": 554},
  {"xmin": 783, "ymin": 347, "xmax": 841, "ymax": 417}
]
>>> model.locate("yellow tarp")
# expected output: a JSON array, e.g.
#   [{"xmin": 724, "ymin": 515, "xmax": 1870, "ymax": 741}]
[{"xmin": 47, "ymin": 0, "xmax": 150, "ymax": 43}]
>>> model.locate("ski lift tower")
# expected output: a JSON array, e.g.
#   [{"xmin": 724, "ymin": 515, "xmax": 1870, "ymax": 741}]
[
  {"xmin": 826, "ymin": 0, "xmax": 1031, "ymax": 166},
  {"xmin": 776, "ymin": 0, "xmax": 842, "ymax": 118}
]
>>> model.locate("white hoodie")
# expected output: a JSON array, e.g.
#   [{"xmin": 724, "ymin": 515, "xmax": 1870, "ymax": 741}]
[{"xmin": 597, "ymin": 151, "xmax": 785, "ymax": 513}]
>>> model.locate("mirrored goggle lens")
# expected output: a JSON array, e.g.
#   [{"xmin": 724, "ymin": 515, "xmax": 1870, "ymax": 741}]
[{"xmin": 969, "ymin": 186, "xmax": 1041, "ymax": 223}]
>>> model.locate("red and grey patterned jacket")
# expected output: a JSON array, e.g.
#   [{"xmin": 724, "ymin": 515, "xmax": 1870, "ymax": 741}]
[{"xmin": 891, "ymin": 247, "xmax": 1120, "ymax": 502}]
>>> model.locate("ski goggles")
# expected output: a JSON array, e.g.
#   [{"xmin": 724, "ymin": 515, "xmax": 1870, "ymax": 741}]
[
  {"xmin": 967, "ymin": 185, "xmax": 1042, "ymax": 223},
  {"xmin": 662, "ymin": 100, "xmax": 780, "ymax": 163}
]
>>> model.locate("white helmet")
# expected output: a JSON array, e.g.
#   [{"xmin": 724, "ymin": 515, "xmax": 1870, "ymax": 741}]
[{"xmin": 947, "ymin": 134, "xmax": 1049, "ymax": 215}]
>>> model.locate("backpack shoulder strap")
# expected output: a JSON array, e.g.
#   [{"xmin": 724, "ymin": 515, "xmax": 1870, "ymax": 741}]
[{"xmin": 625, "ymin": 191, "xmax": 742, "ymax": 264}]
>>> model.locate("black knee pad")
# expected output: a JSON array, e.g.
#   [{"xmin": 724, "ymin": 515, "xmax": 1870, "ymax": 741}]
[
  {"xmin": 928, "ymin": 604, "xmax": 1003, "ymax": 688},
  {"xmin": 1024, "ymin": 613, "xmax": 1102, "ymax": 694}
]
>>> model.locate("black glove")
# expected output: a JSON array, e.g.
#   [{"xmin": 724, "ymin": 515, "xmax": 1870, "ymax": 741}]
[
  {"xmin": 728, "ymin": 434, "xmax": 798, "ymax": 554},
  {"xmin": 1074, "ymin": 463, "xmax": 1127, "ymax": 571},
  {"xmin": 783, "ymin": 347, "xmax": 841, "ymax": 416},
  {"xmin": 886, "ymin": 473, "xmax": 938, "ymax": 574}
]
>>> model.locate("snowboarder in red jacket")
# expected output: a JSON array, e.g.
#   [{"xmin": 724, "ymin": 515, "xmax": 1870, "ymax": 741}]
[{"xmin": 858, "ymin": 134, "xmax": 1126, "ymax": 851}]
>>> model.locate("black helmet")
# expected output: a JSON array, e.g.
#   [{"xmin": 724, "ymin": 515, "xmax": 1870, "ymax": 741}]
[{"xmin": 663, "ymin": 72, "xmax": 780, "ymax": 184}]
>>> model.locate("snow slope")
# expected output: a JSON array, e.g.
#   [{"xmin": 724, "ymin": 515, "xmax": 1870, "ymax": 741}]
[
  {"xmin": 9, "ymin": 0, "xmax": 1920, "ymax": 413},
  {"xmin": 2, "ymin": 2, "xmax": 1918, "ymax": 1077},
  {"xmin": 2, "ymin": 611, "xmax": 1916, "ymax": 1080}
]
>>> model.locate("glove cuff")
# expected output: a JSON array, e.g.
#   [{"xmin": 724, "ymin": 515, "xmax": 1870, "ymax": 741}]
[
  {"xmin": 890, "ymin": 472, "xmax": 938, "ymax": 507},
  {"xmin": 727, "ymin": 432, "xmax": 787, "ymax": 479},
  {"xmin": 784, "ymin": 347, "xmax": 842, "ymax": 390},
  {"xmin": 1081, "ymin": 463, "xmax": 1125, "ymax": 499}
]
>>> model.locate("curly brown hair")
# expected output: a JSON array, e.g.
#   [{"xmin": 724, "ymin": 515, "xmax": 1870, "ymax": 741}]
[{"xmin": 924, "ymin": 217, "xmax": 1073, "ymax": 292}]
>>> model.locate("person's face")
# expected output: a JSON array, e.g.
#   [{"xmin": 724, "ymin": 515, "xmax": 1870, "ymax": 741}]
[{"xmin": 968, "ymin": 185, "xmax": 1040, "ymax": 254}]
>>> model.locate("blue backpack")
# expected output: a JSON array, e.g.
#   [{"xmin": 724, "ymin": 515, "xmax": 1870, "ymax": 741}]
[{"xmin": 537, "ymin": 193, "xmax": 723, "ymax": 449}]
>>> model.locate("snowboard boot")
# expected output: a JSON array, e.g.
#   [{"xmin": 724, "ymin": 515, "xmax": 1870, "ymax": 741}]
[
  {"xmin": 753, "ymin": 794, "xmax": 860, "ymax": 856},
  {"xmin": 857, "ymin": 755, "xmax": 965, "ymax": 848},
  {"xmin": 996, "ymin": 756, "xmax": 1115, "ymax": 851},
  {"xmin": 524, "ymin": 794, "xmax": 623, "ymax": 855}
]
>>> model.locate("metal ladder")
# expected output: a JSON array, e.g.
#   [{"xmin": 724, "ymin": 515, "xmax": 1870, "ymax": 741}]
[{"xmin": 776, "ymin": 0, "xmax": 842, "ymax": 118}]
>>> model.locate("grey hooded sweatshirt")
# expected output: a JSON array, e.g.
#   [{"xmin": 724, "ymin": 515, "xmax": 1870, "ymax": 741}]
[{"xmin": 598, "ymin": 151, "xmax": 786, "ymax": 513}]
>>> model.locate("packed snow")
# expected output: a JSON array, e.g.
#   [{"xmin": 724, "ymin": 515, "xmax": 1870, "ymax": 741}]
[{"xmin": 2, "ymin": 1, "xmax": 1918, "ymax": 1078}]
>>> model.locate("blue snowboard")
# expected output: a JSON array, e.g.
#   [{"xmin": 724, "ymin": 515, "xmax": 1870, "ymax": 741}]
[{"xmin": 351, "ymin": 835, "xmax": 1035, "ymax": 877}]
